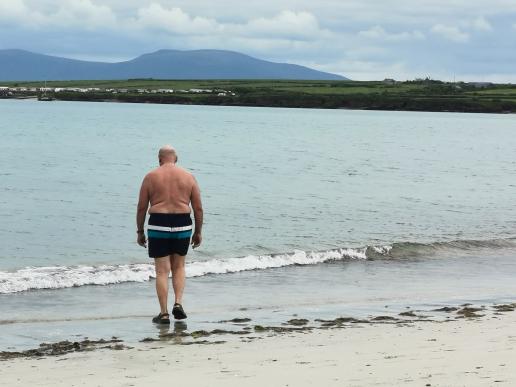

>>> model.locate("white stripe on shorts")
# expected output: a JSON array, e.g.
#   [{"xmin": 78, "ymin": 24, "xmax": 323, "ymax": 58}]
[{"xmin": 147, "ymin": 225, "xmax": 193, "ymax": 232}]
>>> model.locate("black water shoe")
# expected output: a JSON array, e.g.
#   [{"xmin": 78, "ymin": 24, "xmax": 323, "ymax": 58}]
[
  {"xmin": 152, "ymin": 312, "xmax": 170, "ymax": 324},
  {"xmin": 172, "ymin": 303, "xmax": 187, "ymax": 320}
]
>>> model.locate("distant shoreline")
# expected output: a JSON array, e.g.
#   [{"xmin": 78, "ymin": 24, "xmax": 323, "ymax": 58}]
[
  {"xmin": 2, "ymin": 79, "xmax": 516, "ymax": 113},
  {"xmin": 3, "ymin": 94, "xmax": 515, "ymax": 114}
]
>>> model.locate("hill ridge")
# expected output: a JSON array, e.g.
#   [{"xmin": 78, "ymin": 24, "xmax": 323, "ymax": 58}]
[{"xmin": 0, "ymin": 49, "xmax": 346, "ymax": 81}]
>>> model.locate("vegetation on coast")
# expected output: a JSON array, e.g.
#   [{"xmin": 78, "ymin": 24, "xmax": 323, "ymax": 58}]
[{"xmin": 2, "ymin": 78, "xmax": 516, "ymax": 113}]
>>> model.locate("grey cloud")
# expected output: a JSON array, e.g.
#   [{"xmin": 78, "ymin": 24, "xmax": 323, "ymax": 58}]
[{"xmin": 1, "ymin": 0, "xmax": 516, "ymax": 81}]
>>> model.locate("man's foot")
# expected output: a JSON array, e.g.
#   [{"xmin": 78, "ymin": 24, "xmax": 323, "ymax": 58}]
[
  {"xmin": 152, "ymin": 312, "xmax": 171, "ymax": 324},
  {"xmin": 172, "ymin": 303, "xmax": 187, "ymax": 320}
]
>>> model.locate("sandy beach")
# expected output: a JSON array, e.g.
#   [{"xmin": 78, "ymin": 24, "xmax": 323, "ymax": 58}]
[{"xmin": 1, "ymin": 305, "xmax": 515, "ymax": 386}]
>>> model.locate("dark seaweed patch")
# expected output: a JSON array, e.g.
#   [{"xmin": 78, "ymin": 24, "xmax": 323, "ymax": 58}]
[
  {"xmin": 371, "ymin": 316, "xmax": 398, "ymax": 321},
  {"xmin": 399, "ymin": 311, "xmax": 417, "ymax": 317},
  {"xmin": 456, "ymin": 307, "xmax": 484, "ymax": 318},
  {"xmin": 492, "ymin": 304, "xmax": 516, "ymax": 312},
  {"xmin": 0, "ymin": 338, "xmax": 127, "ymax": 360},
  {"xmin": 433, "ymin": 307, "xmax": 459, "ymax": 312},
  {"xmin": 218, "ymin": 317, "xmax": 252, "ymax": 323},
  {"xmin": 286, "ymin": 319, "xmax": 309, "ymax": 326},
  {"xmin": 315, "ymin": 317, "xmax": 369, "ymax": 327}
]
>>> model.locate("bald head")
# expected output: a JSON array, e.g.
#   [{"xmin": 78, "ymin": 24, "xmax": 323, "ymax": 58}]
[{"xmin": 158, "ymin": 145, "xmax": 178, "ymax": 164}]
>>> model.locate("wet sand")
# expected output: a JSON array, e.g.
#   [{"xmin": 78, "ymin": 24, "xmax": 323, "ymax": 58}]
[{"xmin": 1, "ymin": 303, "xmax": 515, "ymax": 386}]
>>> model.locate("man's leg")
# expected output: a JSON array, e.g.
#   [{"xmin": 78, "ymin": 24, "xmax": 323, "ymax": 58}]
[
  {"xmin": 154, "ymin": 256, "xmax": 171, "ymax": 314},
  {"xmin": 170, "ymin": 254, "xmax": 186, "ymax": 304}
]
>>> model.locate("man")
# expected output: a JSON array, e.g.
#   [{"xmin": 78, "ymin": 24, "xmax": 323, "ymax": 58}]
[{"xmin": 136, "ymin": 145, "xmax": 203, "ymax": 324}]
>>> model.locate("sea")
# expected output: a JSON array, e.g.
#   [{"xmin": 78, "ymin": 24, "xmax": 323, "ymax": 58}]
[{"xmin": 1, "ymin": 99, "xmax": 515, "ymax": 350}]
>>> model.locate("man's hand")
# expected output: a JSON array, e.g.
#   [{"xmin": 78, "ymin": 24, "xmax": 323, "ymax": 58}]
[
  {"xmin": 137, "ymin": 232, "xmax": 147, "ymax": 248},
  {"xmin": 191, "ymin": 232, "xmax": 202, "ymax": 249}
]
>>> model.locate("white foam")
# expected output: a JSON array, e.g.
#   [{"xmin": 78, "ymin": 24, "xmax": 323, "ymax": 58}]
[
  {"xmin": 0, "ymin": 264, "xmax": 156, "ymax": 294},
  {"xmin": 371, "ymin": 245, "xmax": 393, "ymax": 254},
  {"xmin": 0, "ymin": 247, "xmax": 381, "ymax": 294}
]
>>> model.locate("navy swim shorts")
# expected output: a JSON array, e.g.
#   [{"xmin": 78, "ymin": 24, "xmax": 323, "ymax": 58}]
[{"xmin": 147, "ymin": 213, "xmax": 193, "ymax": 258}]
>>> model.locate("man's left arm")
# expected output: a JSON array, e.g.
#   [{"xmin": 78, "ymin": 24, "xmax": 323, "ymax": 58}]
[{"xmin": 136, "ymin": 175, "xmax": 150, "ymax": 247}]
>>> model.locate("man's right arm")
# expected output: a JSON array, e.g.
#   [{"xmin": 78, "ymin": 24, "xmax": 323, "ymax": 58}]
[
  {"xmin": 136, "ymin": 174, "xmax": 150, "ymax": 247},
  {"xmin": 190, "ymin": 176, "xmax": 203, "ymax": 248}
]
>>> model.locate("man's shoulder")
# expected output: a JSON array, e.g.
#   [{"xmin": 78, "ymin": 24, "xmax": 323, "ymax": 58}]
[
  {"xmin": 145, "ymin": 168, "xmax": 159, "ymax": 177},
  {"xmin": 143, "ymin": 167, "xmax": 161, "ymax": 181},
  {"xmin": 175, "ymin": 166, "xmax": 195, "ymax": 178},
  {"xmin": 145, "ymin": 165, "xmax": 195, "ymax": 180}
]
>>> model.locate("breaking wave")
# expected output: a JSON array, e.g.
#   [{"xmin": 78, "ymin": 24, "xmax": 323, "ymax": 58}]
[{"xmin": 1, "ymin": 237, "xmax": 515, "ymax": 294}]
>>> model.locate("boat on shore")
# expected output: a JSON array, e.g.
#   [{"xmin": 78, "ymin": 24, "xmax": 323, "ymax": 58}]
[
  {"xmin": 38, "ymin": 94, "xmax": 54, "ymax": 101},
  {"xmin": 38, "ymin": 81, "xmax": 55, "ymax": 101}
]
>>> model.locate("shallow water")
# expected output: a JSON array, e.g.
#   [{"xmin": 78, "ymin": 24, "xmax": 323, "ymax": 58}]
[{"xmin": 1, "ymin": 246, "xmax": 516, "ymax": 350}]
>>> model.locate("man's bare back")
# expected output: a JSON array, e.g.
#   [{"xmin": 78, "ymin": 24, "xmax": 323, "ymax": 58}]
[{"xmin": 143, "ymin": 164, "xmax": 198, "ymax": 214}]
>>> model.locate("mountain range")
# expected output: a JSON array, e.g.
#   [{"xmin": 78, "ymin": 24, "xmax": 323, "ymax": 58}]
[{"xmin": 0, "ymin": 49, "xmax": 346, "ymax": 81}]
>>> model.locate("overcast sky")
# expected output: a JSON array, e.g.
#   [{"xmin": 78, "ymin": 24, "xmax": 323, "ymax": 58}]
[{"xmin": 1, "ymin": 0, "xmax": 515, "ymax": 81}]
